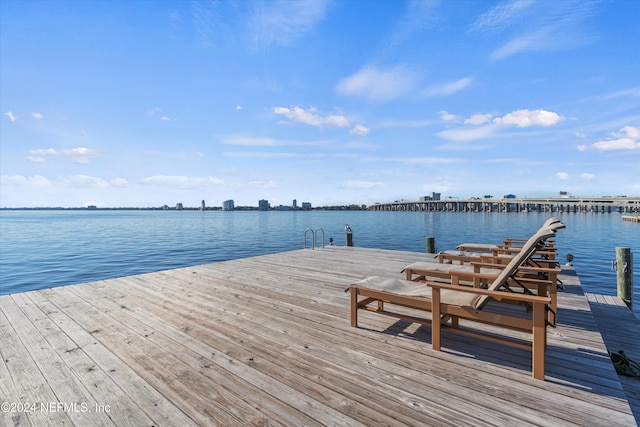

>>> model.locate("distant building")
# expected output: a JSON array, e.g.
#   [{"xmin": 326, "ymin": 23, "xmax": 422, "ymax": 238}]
[
  {"xmin": 87, "ymin": 205, "xmax": 97, "ymax": 210},
  {"xmin": 258, "ymin": 199, "xmax": 269, "ymax": 211},
  {"xmin": 176, "ymin": 203, "xmax": 184, "ymax": 210},
  {"xmin": 200, "ymin": 200, "xmax": 206, "ymax": 211},
  {"xmin": 301, "ymin": 202, "xmax": 312, "ymax": 210},
  {"xmin": 222, "ymin": 200, "xmax": 235, "ymax": 211},
  {"xmin": 276, "ymin": 205, "xmax": 290, "ymax": 211},
  {"xmin": 420, "ymin": 192, "xmax": 441, "ymax": 202},
  {"xmin": 292, "ymin": 199, "xmax": 297, "ymax": 210}
]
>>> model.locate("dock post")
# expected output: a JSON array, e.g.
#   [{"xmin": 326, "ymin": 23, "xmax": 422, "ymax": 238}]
[
  {"xmin": 426, "ymin": 237, "xmax": 435, "ymax": 254},
  {"xmin": 615, "ymin": 247, "xmax": 633, "ymax": 307},
  {"xmin": 345, "ymin": 225, "xmax": 353, "ymax": 246}
]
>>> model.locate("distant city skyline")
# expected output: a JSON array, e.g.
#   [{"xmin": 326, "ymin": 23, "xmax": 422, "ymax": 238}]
[{"xmin": 1, "ymin": 0, "xmax": 639, "ymax": 208}]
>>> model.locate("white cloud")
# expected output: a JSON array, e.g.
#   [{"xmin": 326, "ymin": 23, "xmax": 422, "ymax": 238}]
[
  {"xmin": 27, "ymin": 147, "xmax": 99, "ymax": 164},
  {"xmin": 423, "ymin": 77, "xmax": 473, "ymax": 97},
  {"xmin": 27, "ymin": 156, "xmax": 46, "ymax": 163},
  {"xmin": 30, "ymin": 148, "xmax": 57, "ymax": 156},
  {"xmin": 592, "ymin": 138, "xmax": 640, "ymax": 151},
  {"xmin": 4, "ymin": 111, "xmax": 16, "ymax": 122},
  {"xmin": 236, "ymin": 105, "xmax": 243, "ymax": 110},
  {"xmin": 248, "ymin": 180, "xmax": 276, "ymax": 188},
  {"xmin": 481, "ymin": 1, "xmax": 598, "ymax": 61},
  {"xmin": 493, "ymin": 109, "xmax": 564, "ymax": 127},
  {"xmin": 472, "ymin": 0, "xmax": 535, "ymax": 33},
  {"xmin": 591, "ymin": 126, "xmax": 640, "ymax": 151},
  {"xmin": 220, "ymin": 135, "xmax": 282, "ymax": 146},
  {"xmin": 61, "ymin": 175, "xmax": 109, "ymax": 188},
  {"xmin": 436, "ymin": 142, "xmax": 493, "ymax": 152},
  {"xmin": 147, "ymin": 108, "xmax": 172, "ymax": 121},
  {"xmin": 437, "ymin": 125, "xmax": 497, "ymax": 142},
  {"xmin": 248, "ymin": 0, "xmax": 331, "ymax": 50},
  {"xmin": 63, "ymin": 147, "xmax": 99, "ymax": 164},
  {"xmin": 273, "ymin": 106, "xmax": 349, "ymax": 129},
  {"xmin": 577, "ymin": 145, "xmax": 587, "ymax": 152},
  {"xmin": 336, "ymin": 65, "xmax": 421, "ymax": 102},
  {"xmin": 437, "ymin": 110, "xmax": 460, "ymax": 122},
  {"xmin": 402, "ymin": 156, "xmax": 462, "ymax": 165},
  {"xmin": 65, "ymin": 147, "xmax": 96, "ymax": 156},
  {"xmin": 342, "ymin": 180, "xmax": 384, "ymax": 189},
  {"xmin": 379, "ymin": 0, "xmax": 440, "ymax": 55},
  {"xmin": 601, "ymin": 87, "xmax": 640, "ymax": 100},
  {"xmin": 1, "ymin": 174, "xmax": 51, "ymax": 187},
  {"xmin": 377, "ymin": 118, "xmax": 432, "ymax": 128},
  {"xmin": 619, "ymin": 125, "xmax": 640, "ymax": 139},
  {"xmin": 437, "ymin": 109, "xmax": 563, "ymax": 143},
  {"xmin": 28, "ymin": 147, "xmax": 99, "ymax": 164},
  {"xmin": 580, "ymin": 173, "xmax": 595, "ymax": 179},
  {"xmin": 140, "ymin": 175, "xmax": 223, "ymax": 188},
  {"xmin": 555, "ymin": 172, "xmax": 569, "ymax": 180},
  {"xmin": 110, "ymin": 178, "xmax": 129, "ymax": 187},
  {"xmin": 464, "ymin": 113, "xmax": 494, "ymax": 125},
  {"xmin": 223, "ymin": 151, "xmax": 301, "ymax": 159},
  {"xmin": 491, "ymin": 29, "xmax": 550, "ymax": 61},
  {"xmin": 350, "ymin": 124, "xmax": 370, "ymax": 136},
  {"xmin": 32, "ymin": 112, "xmax": 43, "ymax": 119}
]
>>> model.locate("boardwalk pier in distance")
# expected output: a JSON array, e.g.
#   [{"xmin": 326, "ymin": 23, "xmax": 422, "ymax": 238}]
[{"xmin": 369, "ymin": 196, "xmax": 640, "ymax": 213}]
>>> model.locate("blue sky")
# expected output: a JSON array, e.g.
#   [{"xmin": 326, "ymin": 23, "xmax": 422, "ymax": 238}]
[{"xmin": 1, "ymin": 0, "xmax": 639, "ymax": 208}]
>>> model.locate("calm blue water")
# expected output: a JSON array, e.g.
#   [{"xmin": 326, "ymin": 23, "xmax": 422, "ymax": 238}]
[{"xmin": 1, "ymin": 210, "xmax": 639, "ymax": 313}]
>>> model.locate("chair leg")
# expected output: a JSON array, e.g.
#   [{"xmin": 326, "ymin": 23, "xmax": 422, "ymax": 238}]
[
  {"xmin": 432, "ymin": 288, "xmax": 442, "ymax": 351},
  {"xmin": 350, "ymin": 287, "xmax": 358, "ymax": 327},
  {"xmin": 532, "ymin": 301, "xmax": 546, "ymax": 380}
]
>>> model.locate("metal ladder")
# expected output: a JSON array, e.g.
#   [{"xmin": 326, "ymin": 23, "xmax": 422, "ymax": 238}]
[{"xmin": 304, "ymin": 228, "xmax": 324, "ymax": 249}]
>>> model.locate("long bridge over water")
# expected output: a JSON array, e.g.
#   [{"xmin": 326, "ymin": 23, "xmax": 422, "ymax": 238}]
[{"xmin": 368, "ymin": 196, "xmax": 640, "ymax": 213}]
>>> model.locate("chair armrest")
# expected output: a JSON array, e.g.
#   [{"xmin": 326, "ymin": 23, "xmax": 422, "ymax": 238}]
[{"xmin": 516, "ymin": 266, "xmax": 561, "ymax": 274}]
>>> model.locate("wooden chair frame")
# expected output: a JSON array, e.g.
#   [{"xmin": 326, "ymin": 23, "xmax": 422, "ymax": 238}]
[
  {"xmin": 349, "ymin": 280, "xmax": 551, "ymax": 380},
  {"xmin": 349, "ymin": 226, "xmax": 559, "ymax": 380}
]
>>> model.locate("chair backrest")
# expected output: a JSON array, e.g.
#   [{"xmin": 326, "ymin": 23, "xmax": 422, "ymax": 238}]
[
  {"xmin": 546, "ymin": 221, "xmax": 565, "ymax": 232},
  {"xmin": 473, "ymin": 228, "xmax": 557, "ymax": 310},
  {"xmin": 540, "ymin": 217, "xmax": 560, "ymax": 229}
]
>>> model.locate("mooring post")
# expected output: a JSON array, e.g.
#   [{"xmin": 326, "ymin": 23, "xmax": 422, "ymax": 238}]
[
  {"xmin": 426, "ymin": 237, "xmax": 435, "ymax": 254},
  {"xmin": 616, "ymin": 247, "xmax": 633, "ymax": 307},
  {"xmin": 345, "ymin": 224, "xmax": 353, "ymax": 247}
]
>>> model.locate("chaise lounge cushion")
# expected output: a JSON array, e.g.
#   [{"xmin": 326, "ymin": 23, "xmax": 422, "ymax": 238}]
[
  {"xmin": 403, "ymin": 261, "xmax": 502, "ymax": 276},
  {"xmin": 354, "ymin": 276, "xmax": 480, "ymax": 307}
]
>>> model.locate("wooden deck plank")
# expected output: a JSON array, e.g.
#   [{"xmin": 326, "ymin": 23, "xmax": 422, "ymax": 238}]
[
  {"xmin": 1, "ymin": 246, "xmax": 637, "ymax": 426},
  {"xmin": 0, "ymin": 296, "xmax": 74, "ymax": 427},
  {"xmin": 62, "ymin": 280, "xmax": 360, "ymax": 427},
  {"xmin": 9, "ymin": 292, "xmax": 149, "ymax": 427},
  {"xmin": 586, "ymin": 292, "xmax": 640, "ymax": 424},
  {"xmin": 24, "ymin": 290, "xmax": 199, "ymax": 427},
  {"xmin": 97, "ymin": 269, "xmax": 525, "ymax": 426}
]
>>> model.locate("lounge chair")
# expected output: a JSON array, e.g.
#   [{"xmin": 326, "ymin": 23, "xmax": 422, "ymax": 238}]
[
  {"xmin": 404, "ymin": 227, "xmax": 562, "ymax": 325},
  {"xmin": 453, "ymin": 218, "xmax": 563, "ymax": 255},
  {"xmin": 348, "ymin": 229, "xmax": 554, "ymax": 380},
  {"xmin": 436, "ymin": 218, "xmax": 565, "ymax": 265}
]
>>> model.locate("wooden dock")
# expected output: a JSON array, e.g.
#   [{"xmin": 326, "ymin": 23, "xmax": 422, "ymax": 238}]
[
  {"xmin": 586, "ymin": 292, "xmax": 640, "ymax": 423},
  {"xmin": 1, "ymin": 246, "xmax": 638, "ymax": 426}
]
